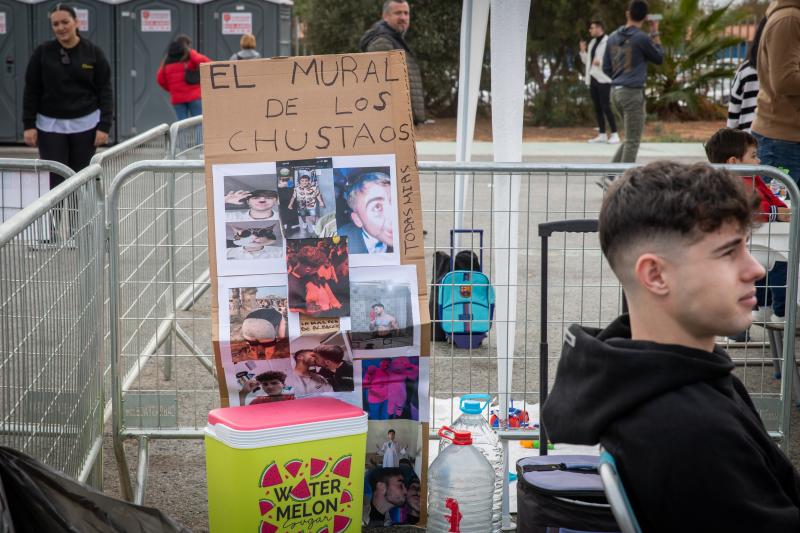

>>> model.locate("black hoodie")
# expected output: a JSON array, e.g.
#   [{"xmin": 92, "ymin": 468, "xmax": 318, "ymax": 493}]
[{"xmin": 542, "ymin": 315, "xmax": 800, "ymax": 532}]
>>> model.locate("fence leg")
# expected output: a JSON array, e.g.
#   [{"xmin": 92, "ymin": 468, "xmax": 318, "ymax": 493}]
[
  {"xmin": 501, "ymin": 438, "xmax": 515, "ymax": 530},
  {"xmin": 112, "ymin": 431, "xmax": 135, "ymax": 502},
  {"xmin": 134, "ymin": 435, "xmax": 150, "ymax": 505}
]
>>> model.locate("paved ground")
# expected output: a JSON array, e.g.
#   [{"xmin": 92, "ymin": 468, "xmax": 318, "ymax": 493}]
[{"xmin": 4, "ymin": 141, "xmax": 795, "ymax": 532}]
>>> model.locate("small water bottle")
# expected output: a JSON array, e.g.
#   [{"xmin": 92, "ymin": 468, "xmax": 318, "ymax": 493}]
[
  {"xmin": 428, "ymin": 426, "xmax": 494, "ymax": 533},
  {"xmin": 439, "ymin": 394, "xmax": 503, "ymax": 533}
]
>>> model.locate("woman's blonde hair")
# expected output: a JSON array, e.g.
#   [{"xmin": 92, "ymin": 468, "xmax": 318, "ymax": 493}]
[{"xmin": 240, "ymin": 33, "xmax": 256, "ymax": 50}]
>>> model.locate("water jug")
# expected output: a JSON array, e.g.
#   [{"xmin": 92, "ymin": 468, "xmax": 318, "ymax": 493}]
[
  {"xmin": 428, "ymin": 426, "xmax": 494, "ymax": 533},
  {"xmin": 439, "ymin": 394, "xmax": 503, "ymax": 532}
]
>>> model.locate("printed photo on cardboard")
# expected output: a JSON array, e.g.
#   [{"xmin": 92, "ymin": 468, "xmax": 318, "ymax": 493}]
[
  {"xmin": 230, "ymin": 358, "xmax": 295, "ymax": 406},
  {"xmin": 225, "ymin": 221, "xmax": 283, "ymax": 261},
  {"xmin": 277, "ymin": 158, "xmax": 336, "ymax": 239},
  {"xmin": 287, "ymin": 237, "xmax": 350, "ymax": 318},
  {"xmin": 361, "ymin": 357, "xmax": 420, "ymax": 421},
  {"xmin": 213, "ymin": 163, "xmax": 287, "ymax": 276},
  {"xmin": 331, "ymin": 154, "xmax": 399, "ymax": 267},
  {"xmin": 363, "ymin": 420, "xmax": 422, "ymax": 527},
  {"xmin": 222, "ymin": 173, "xmax": 281, "ymax": 223},
  {"xmin": 344, "ymin": 265, "xmax": 421, "ymax": 358},
  {"xmin": 225, "ymin": 284, "xmax": 289, "ymax": 363}
]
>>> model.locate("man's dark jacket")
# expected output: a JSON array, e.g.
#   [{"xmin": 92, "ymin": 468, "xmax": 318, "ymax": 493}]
[
  {"xmin": 359, "ymin": 20, "xmax": 425, "ymax": 124},
  {"xmin": 542, "ymin": 315, "xmax": 800, "ymax": 532}
]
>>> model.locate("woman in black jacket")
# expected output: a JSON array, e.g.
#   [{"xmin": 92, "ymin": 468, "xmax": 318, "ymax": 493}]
[{"xmin": 22, "ymin": 3, "xmax": 113, "ymax": 190}]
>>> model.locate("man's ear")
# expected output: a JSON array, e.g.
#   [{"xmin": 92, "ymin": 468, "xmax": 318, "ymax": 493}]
[
  {"xmin": 351, "ymin": 211, "xmax": 364, "ymax": 229},
  {"xmin": 634, "ymin": 253, "xmax": 670, "ymax": 296}
]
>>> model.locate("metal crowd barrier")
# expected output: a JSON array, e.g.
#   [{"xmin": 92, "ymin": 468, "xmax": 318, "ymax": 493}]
[
  {"xmin": 103, "ymin": 159, "xmax": 800, "ymax": 516},
  {"xmin": 0, "ymin": 160, "xmax": 105, "ymax": 488}
]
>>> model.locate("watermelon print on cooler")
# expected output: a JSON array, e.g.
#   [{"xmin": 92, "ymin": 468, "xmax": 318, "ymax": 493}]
[
  {"xmin": 259, "ymin": 521, "xmax": 278, "ymax": 533},
  {"xmin": 290, "ymin": 478, "xmax": 312, "ymax": 501},
  {"xmin": 258, "ymin": 499, "xmax": 274, "ymax": 515},
  {"xmin": 316, "ymin": 527, "xmax": 329, "ymax": 533},
  {"xmin": 284, "ymin": 458, "xmax": 303, "ymax": 478},
  {"xmin": 333, "ymin": 514, "xmax": 352, "ymax": 533},
  {"xmin": 340, "ymin": 490, "xmax": 352, "ymax": 505},
  {"xmin": 310, "ymin": 457, "xmax": 327, "ymax": 478},
  {"xmin": 331, "ymin": 455, "xmax": 351, "ymax": 478},
  {"xmin": 259, "ymin": 461, "xmax": 282, "ymax": 487}
]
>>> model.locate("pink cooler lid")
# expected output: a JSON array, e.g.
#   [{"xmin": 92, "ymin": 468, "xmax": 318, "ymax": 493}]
[{"xmin": 208, "ymin": 397, "xmax": 365, "ymax": 432}]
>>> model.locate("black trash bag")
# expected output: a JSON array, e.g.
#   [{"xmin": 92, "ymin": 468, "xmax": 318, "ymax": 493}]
[{"xmin": 0, "ymin": 446, "xmax": 192, "ymax": 533}]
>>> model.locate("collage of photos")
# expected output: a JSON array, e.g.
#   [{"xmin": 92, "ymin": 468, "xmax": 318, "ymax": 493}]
[
  {"xmin": 362, "ymin": 420, "xmax": 422, "ymax": 527},
  {"xmin": 211, "ymin": 154, "xmax": 426, "ymax": 523}
]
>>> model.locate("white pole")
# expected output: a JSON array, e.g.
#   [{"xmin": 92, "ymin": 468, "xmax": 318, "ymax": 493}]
[
  {"xmin": 454, "ymin": 0, "xmax": 490, "ymax": 245},
  {"xmin": 490, "ymin": 0, "xmax": 530, "ymax": 427}
]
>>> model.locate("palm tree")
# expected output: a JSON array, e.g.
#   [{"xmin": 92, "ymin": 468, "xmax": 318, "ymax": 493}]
[{"xmin": 648, "ymin": 0, "xmax": 748, "ymax": 119}]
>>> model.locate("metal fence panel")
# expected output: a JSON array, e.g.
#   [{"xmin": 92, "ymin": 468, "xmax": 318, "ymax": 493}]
[{"xmin": 0, "ymin": 161, "xmax": 105, "ymax": 488}]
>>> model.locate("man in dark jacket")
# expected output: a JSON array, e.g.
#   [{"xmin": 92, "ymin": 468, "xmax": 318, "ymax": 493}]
[
  {"xmin": 359, "ymin": 0, "xmax": 426, "ymax": 124},
  {"xmin": 542, "ymin": 161, "xmax": 800, "ymax": 532},
  {"xmin": 603, "ymin": 0, "xmax": 663, "ymax": 162}
]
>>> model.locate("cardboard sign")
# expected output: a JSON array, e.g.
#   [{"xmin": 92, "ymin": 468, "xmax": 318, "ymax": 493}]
[
  {"xmin": 202, "ymin": 52, "xmax": 430, "ymax": 529},
  {"xmin": 75, "ymin": 8, "xmax": 88, "ymax": 32},
  {"xmin": 0, "ymin": 12, "xmax": 6, "ymax": 35},
  {"xmin": 140, "ymin": 9, "xmax": 171, "ymax": 32},
  {"xmin": 222, "ymin": 12, "xmax": 252, "ymax": 35}
]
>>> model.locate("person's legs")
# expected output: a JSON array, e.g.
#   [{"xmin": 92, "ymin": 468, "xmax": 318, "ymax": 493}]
[
  {"xmin": 590, "ymin": 79, "xmax": 606, "ymax": 134},
  {"xmin": 767, "ymin": 261, "xmax": 788, "ymax": 317},
  {"xmin": 753, "ymin": 132, "xmax": 800, "ymax": 185},
  {"xmin": 611, "ymin": 89, "xmax": 626, "ymax": 162},
  {"xmin": 617, "ymin": 87, "xmax": 645, "ymax": 163},
  {"xmin": 37, "ymin": 130, "xmax": 71, "ymax": 189},
  {"xmin": 187, "ymin": 98, "xmax": 203, "ymax": 117},
  {"xmin": 67, "ymin": 129, "xmax": 98, "ymax": 172},
  {"xmin": 173, "ymin": 103, "xmax": 190, "ymax": 121},
  {"xmin": 598, "ymin": 82, "xmax": 617, "ymax": 134}
]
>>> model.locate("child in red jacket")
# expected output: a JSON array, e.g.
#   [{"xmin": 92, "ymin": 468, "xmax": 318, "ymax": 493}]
[{"xmin": 706, "ymin": 128, "xmax": 790, "ymax": 338}]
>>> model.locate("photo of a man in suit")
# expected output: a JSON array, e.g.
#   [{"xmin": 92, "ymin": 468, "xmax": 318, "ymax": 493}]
[{"xmin": 337, "ymin": 172, "xmax": 394, "ymax": 254}]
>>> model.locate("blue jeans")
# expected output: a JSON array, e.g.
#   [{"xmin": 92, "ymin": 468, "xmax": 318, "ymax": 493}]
[
  {"xmin": 367, "ymin": 400, "xmax": 388, "ymax": 420},
  {"xmin": 753, "ymin": 132, "xmax": 800, "ymax": 185},
  {"xmin": 756, "ymin": 261, "xmax": 788, "ymax": 317},
  {"xmin": 173, "ymin": 99, "xmax": 202, "ymax": 120}
]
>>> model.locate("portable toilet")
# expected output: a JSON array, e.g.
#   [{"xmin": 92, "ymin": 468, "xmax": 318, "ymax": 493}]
[
  {"xmin": 0, "ymin": 0, "xmax": 32, "ymax": 142},
  {"xmin": 198, "ymin": 0, "xmax": 290, "ymax": 61},
  {"xmin": 30, "ymin": 0, "xmax": 117, "ymax": 141},
  {"xmin": 115, "ymin": 0, "xmax": 197, "ymax": 139}
]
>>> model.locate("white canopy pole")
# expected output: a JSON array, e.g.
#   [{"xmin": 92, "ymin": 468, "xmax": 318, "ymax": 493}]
[
  {"xmin": 454, "ymin": 0, "xmax": 490, "ymax": 244},
  {"xmin": 490, "ymin": 0, "xmax": 530, "ymax": 425}
]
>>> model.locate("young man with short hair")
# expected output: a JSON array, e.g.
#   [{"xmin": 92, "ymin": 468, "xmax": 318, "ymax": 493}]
[
  {"xmin": 579, "ymin": 19, "xmax": 619, "ymax": 144},
  {"xmin": 603, "ymin": 0, "xmax": 663, "ymax": 162},
  {"xmin": 314, "ymin": 344, "xmax": 354, "ymax": 392},
  {"xmin": 542, "ymin": 161, "xmax": 800, "ymax": 532},
  {"xmin": 224, "ymin": 189, "xmax": 280, "ymax": 222}
]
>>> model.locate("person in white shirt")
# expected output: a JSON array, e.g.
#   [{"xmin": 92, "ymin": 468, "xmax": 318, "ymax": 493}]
[
  {"xmin": 225, "ymin": 189, "xmax": 281, "ymax": 222},
  {"xmin": 579, "ymin": 20, "xmax": 620, "ymax": 144}
]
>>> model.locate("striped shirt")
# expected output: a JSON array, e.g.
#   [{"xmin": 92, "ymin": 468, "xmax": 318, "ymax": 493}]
[{"xmin": 727, "ymin": 62, "xmax": 759, "ymax": 132}]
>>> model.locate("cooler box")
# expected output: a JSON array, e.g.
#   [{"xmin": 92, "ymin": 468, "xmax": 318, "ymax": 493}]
[{"xmin": 205, "ymin": 397, "xmax": 368, "ymax": 533}]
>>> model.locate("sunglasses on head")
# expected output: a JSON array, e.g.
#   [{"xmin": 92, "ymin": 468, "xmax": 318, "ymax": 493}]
[
  {"xmin": 247, "ymin": 338, "xmax": 277, "ymax": 348},
  {"xmin": 236, "ymin": 228, "xmax": 276, "ymax": 240},
  {"xmin": 60, "ymin": 48, "xmax": 70, "ymax": 65}
]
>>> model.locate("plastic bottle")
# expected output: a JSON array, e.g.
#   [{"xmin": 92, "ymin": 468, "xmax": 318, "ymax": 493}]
[
  {"xmin": 439, "ymin": 394, "xmax": 503, "ymax": 533},
  {"xmin": 428, "ymin": 426, "xmax": 495, "ymax": 533}
]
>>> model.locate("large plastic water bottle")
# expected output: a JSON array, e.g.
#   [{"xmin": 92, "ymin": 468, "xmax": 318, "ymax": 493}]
[
  {"xmin": 439, "ymin": 394, "xmax": 503, "ymax": 533},
  {"xmin": 428, "ymin": 426, "xmax": 495, "ymax": 533}
]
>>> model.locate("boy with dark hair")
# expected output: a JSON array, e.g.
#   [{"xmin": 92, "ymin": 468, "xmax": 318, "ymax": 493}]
[
  {"xmin": 314, "ymin": 344, "xmax": 354, "ymax": 392},
  {"xmin": 238, "ymin": 370, "xmax": 295, "ymax": 405},
  {"xmin": 603, "ymin": 0, "xmax": 663, "ymax": 163},
  {"xmin": 542, "ymin": 161, "xmax": 800, "ymax": 532},
  {"xmin": 706, "ymin": 127, "xmax": 790, "ymax": 330}
]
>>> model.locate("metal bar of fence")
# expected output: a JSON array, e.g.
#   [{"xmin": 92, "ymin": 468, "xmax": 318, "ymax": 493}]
[{"xmin": 0, "ymin": 162, "xmax": 105, "ymax": 487}]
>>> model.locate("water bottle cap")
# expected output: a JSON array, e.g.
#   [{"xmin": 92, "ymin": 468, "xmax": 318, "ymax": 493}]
[{"xmin": 438, "ymin": 425, "xmax": 473, "ymax": 445}]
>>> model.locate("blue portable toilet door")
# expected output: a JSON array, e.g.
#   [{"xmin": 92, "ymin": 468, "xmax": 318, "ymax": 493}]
[
  {"xmin": 198, "ymin": 0, "xmax": 279, "ymax": 61},
  {"xmin": 0, "ymin": 0, "xmax": 31, "ymax": 142},
  {"xmin": 116, "ymin": 0, "xmax": 197, "ymax": 139},
  {"xmin": 32, "ymin": 0, "xmax": 116, "ymax": 141}
]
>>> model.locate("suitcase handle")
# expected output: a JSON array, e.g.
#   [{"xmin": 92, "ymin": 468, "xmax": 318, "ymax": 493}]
[{"xmin": 450, "ymin": 229, "xmax": 484, "ymax": 270}]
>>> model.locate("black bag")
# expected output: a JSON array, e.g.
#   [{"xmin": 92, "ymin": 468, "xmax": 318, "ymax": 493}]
[
  {"xmin": 184, "ymin": 62, "xmax": 200, "ymax": 85},
  {"xmin": 516, "ymin": 455, "xmax": 619, "ymax": 532},
  {"xmin": 453, "ymin": 250, "xmax": 481, "ymax": 272},
  {"xmin": 0, "ymin": 446, "xmax": 191, "ymax": 532}
]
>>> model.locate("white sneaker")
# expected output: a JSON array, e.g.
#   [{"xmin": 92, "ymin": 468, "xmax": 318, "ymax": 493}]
[
  {"xmin": 608, "ymin": 132, "xmax": 621, "ymax": 144},
  {"xmin": 588, "ymin": 134, "xmax": 607, "ymax": 143}
]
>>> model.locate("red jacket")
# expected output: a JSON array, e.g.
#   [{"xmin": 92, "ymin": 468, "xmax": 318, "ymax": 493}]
[
  {"xmin": 156, "ymin": 49, "xmax": 210, "ymax": 104},
  {"xmin": 741, "ymin": 175, "xmax": 787, "ymax": 222}
]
